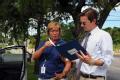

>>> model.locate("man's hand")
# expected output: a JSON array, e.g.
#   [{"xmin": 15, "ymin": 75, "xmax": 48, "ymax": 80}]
[{"xmin": 75, "ymin": 51, "xmax": 95, "ymax": 65}]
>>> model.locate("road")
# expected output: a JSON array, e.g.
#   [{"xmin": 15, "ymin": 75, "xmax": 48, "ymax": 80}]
[{"xmin": 107, "ymin": 56, "xmax": 120, "ymax": 80}]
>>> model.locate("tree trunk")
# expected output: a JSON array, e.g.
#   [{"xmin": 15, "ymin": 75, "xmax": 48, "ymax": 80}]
[
  {"xmin": 34, "ymin": 25, "xmax": 41, "ymax": 75},
  {"xmin": 70, "ymin": 0, "xmax": 86, "ymax": 39},
  {"xmin": 98, "ymin": 2, "xmax": 118, "ymax": 28}
]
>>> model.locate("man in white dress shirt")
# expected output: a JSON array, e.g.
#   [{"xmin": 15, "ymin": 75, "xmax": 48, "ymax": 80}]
[{"xmin": 75, "ymin": 8, "xmax": 113, "ymax": 80}]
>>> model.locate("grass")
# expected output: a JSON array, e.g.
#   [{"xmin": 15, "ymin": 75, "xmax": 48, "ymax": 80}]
[{"xmin": 27, "ymin": 62, "xmax": 37, "ymax": 80}]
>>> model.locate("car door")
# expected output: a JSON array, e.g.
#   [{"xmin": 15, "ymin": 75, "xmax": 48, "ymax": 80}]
[{"xmin": 0, "ymin": 46, "xmax": 26, "ymax": 80}]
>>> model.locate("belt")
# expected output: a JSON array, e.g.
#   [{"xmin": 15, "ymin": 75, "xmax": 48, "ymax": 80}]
[
  {"xmin": 38, "ymin": 77, "xmax": 66, "ymax": 80},
  {"xmin": 81, "ymin": 72, "xmax": 104, "ymax": 79}
]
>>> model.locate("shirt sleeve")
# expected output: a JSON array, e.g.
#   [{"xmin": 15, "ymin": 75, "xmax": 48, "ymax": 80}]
[
  {"xmin": 100, "ymin": 32, "xmax": 114, "ymax": 67},
  {"xmin": 35, "ymin": 41, "xmax": 46, "ymax": 62},
  {"xmin": 36, "ymin": 41, "xmax": 45, "ymax": 50}
]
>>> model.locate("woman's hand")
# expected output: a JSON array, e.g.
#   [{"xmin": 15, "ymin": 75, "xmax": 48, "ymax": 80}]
[
  {"xmin": 54, "ymin": 72, "xmax": 66, "ymax": 80},
  {"xmin": 43, "ymin": 41, "xmax": 53, "ymax": 48}
]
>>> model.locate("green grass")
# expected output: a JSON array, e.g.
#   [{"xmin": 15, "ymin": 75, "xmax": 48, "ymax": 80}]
[{"xmin": 27, "ymin": 62, "xmax": 37, "ymax": 80}]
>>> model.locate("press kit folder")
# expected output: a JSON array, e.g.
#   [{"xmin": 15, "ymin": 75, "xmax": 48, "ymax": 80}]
[{"xmin": 55, "ymin": 40, "xmax": 87, "ymax": 60}]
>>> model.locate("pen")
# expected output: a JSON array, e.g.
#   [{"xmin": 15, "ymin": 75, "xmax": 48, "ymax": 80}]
[{"xmin": 48, "ymin": 38, "xmax": 56, "ymax": 46}]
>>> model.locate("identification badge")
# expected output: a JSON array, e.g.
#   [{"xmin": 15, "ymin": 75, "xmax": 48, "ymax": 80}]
[{"xmin": 41, "ymin": 65, "xmax": 46, "ymax": 74}]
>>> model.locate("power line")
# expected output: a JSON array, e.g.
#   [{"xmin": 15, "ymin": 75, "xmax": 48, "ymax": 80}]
[
  {"xmin": 106, "ymin": 20, "xmax": 120, "ymax": 21},
  {"xmin": 109, "ymin": 15, "xmax": 120, "ymax": 17}
]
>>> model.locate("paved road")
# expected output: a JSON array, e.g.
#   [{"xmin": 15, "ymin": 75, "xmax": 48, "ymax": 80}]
[{"xmin": 107, "ymin": 56, "xmax": 120, "ymax": 80}]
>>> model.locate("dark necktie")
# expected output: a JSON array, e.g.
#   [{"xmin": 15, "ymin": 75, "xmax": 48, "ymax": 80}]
[{"xmin": 76, "ymin": 32, "xmax": 91, "ymax": 80}]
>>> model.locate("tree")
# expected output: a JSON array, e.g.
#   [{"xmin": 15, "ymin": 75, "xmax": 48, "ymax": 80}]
[
  {"xmin": 56, "ymin": 0, "xmax": 120, "ymax": 39},
  {"xmin": 1, "ymin": 0, "xmax": 119, "ymax": 47},
  {"xmin": 0, "ymin": 0, "xmax": 29, "ymax": 45},
  {"xmin": 0, "ymin": 0, "xmax": 55, "ymax": 46}
]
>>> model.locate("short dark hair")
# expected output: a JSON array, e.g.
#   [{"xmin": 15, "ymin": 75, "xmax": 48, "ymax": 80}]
[{"xmin": 79, "ymin": 8, "xmax": 98, "ymax": 23}]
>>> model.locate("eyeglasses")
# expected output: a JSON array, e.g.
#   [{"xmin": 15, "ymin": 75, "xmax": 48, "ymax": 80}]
[
  {"xmin": 80, "ymin": 22, "xmax": 86, "ymax": 25},
  {"xmin": 49, "ymin": 30, "xmax": 59, "ymax": 32}
]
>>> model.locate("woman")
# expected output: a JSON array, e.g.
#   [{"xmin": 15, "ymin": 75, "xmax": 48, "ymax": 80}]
[{"xmin": 32, "ymin": 21, "xmax": 71, "ymax": 80}]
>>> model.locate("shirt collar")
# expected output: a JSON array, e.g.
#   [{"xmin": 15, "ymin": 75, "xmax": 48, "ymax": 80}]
[
  {"xmin": 90, "ymin": 26, "xmax": 100, "ymax": 35},
  {"xmin": 55, "ymin": 39, "xmax": 65, "ymax": 46}
]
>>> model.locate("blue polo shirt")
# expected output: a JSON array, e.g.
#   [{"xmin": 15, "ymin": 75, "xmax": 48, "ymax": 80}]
[{"xmin": 37, "ymin": 39, "xmax": 66, "ymax": 79}]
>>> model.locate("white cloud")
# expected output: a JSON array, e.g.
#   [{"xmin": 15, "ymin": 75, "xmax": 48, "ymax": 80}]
[{"xmin": 115, "ymin": 6, "xmax": 120, "ymax": 10}]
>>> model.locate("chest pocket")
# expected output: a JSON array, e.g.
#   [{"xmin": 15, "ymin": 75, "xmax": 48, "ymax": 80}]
[
  {"xmin": 87, "ymin": 36, "xmax": 102, "ymax": 57},
  {"xmin": 93, "ymin": 40, "xmax": 102, "ymax": 57}
]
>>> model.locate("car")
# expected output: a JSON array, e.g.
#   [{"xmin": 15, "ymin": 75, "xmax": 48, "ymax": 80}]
[{"xmin": 0, "ymin": 46, "xmax": 27, "ymax": 80}]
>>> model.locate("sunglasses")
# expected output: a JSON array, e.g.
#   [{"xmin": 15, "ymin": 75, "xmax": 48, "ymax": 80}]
[
  {"xmin": 80, "ymin": 22, "xmax": 86, "ymax": 25},
  {"xmin": 80, "ymin": 20, "xmax": 91, "ymax": 25}
]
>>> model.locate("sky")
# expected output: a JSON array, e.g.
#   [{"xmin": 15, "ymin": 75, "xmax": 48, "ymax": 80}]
[{"xmin": 102, "ymin": 6, "xmax": 120, "ymax": 29}]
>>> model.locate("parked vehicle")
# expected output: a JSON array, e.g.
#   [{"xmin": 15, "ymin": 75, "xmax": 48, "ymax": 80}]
[{"xmin": 0, "ymin": 46, "xmax": 27, "ymax": 80}]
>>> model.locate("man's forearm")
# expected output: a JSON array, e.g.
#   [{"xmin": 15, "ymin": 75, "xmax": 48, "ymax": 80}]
[{"xmin": 90, "ymin": 59, "xmax": 104, "ymax": 66}]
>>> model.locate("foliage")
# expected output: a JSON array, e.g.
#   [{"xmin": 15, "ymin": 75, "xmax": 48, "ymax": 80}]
[
  {"xmin": 0, "ymin": 0, "xmax": 120, "ymax": 47},
  {"xmin": 0, "ymin": 0, "xmax": 55, "ymax": 46},
  {"xmin": 56, "ymin": 0, "xmax": 120, "ymax": 38},
  {"xmin": 28, "ymin": 36, "xmax": 36, "ymax": 48},
  {"xmin": 61, "ymin": 22, "xmax": 75, "ymax": 41}
]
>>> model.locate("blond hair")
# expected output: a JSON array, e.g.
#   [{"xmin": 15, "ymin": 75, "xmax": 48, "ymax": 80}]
[{"xmin": 47, "ymin": 21, "xmax": 61, "ymax": 34}]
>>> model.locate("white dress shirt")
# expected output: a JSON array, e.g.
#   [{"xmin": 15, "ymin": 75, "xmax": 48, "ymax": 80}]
[{"xmin": 79, "ymin": 27, "xmax": 113, "ymax": 76}]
